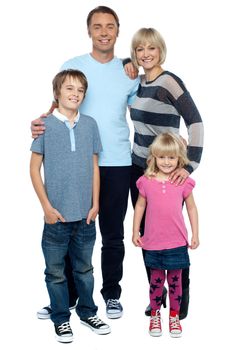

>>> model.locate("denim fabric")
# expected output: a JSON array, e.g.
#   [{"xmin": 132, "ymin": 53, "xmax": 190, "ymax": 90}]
[
  {"xmin": 42, "ymin": 219, "xmax": 97, "ymax": 324},
  {"xmin": 144, "ymin": 245, "xmax": 190, "ymax": 270}
]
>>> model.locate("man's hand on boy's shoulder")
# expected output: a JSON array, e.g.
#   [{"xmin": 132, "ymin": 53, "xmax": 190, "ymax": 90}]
[
  {"xmin": 31, "ymin": 117, "xmax": 46, "ymax": 139},
  {"xmin": 31, "ymin": 101, "xmax": 58, "ymax": 139}
]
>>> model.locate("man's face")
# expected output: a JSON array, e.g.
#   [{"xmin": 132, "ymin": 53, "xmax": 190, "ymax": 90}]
[{"xmin": 88, "ymin": 12, "xmax": 119, "ymax": 54}]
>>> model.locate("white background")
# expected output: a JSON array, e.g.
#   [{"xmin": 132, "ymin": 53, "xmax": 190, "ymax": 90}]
[{"xmin": 1, "ymin": 0, "xmax": 232, "ymax": 348}]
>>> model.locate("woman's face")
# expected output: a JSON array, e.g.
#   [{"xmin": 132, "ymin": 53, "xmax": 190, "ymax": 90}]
[{"xmin": 135, "ymin": 42, "xmax": 160, "ymax": 70}]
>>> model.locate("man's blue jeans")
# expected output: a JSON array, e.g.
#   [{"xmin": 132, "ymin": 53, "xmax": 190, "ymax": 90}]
[{"xmin": 42, "ymin": 219, "xmax": 98, "ymax": 325}]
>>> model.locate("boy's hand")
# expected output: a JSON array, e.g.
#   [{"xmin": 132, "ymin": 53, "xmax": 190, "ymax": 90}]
[
  {"xmin": 132, "ymin": 232, "xmax": 143, "ymax": 247},
  {"xmin": 86, "ymin": 206, "xmax": 99, "ymax": 224},
  {"xmin": 124, "ymin": 62, "xmax": 138, "ymax": 80},
  {"xmin": 189, "ymin": 236, "xmax": 200, "ymax": 249},
  {"xmin": 44, "ymin": 207, "xmax": 65, "ymax": 224}
]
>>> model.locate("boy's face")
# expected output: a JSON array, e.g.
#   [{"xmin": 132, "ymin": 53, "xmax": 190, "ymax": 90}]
[{"xmin": 57, "ymin": 76, "xmax": 85, "ymax": 113}]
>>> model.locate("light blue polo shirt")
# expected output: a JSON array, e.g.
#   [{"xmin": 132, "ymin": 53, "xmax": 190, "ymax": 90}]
[
  {"xmin": 30, "ymin": 113, "xmax": 102, "ymax": 222},
  {"xmin": 61, "ymin": 54, "xmax": 139, "ymax": 166}
]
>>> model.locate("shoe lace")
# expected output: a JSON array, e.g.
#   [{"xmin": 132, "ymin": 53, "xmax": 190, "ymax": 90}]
[
  {"xmin": 88, "ymin": 315, "xmax": 104, "ymax": 326},
  {"xmin": 58, "ymin": 322, "xmax": 72, "ymax": 333},
  {"xmin": 107, "ymin": 299, "xmax": 119, "ymax": 307},
  {"xmin": 170, "ymin": 315, "xmax": 181, "ymax": 330},
  {"xmin": 150, "ymin": 311, "xmax": 161, "ymax": 329}
]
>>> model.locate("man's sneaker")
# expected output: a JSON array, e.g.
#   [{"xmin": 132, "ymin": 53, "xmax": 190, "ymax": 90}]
[
  {"xmin": 106, "ymin": 299, "xmax": 123, "ymax": 319},
  {"xmin": 37, "ymin": 302, "xmax": 77, "ymax": 320},
  {"xmin": 80, "ymin": 315, "xmax": 111, "ymax": 335},
  {"xmin": 169, "ymin": 310, "xmax": 182, "ymax": 338},
  {"xmin": 54, "ymin": 322, "xmax": 73, "ymax": 343},
  {"xmin": 149, "ymin": 310, "xmax": 162, "ymax": 337}
]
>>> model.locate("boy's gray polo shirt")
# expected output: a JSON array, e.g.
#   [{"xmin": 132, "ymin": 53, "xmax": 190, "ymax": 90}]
[{"xmin": 30, "ymin": 113, "xmax": 102, "ymax": 222}]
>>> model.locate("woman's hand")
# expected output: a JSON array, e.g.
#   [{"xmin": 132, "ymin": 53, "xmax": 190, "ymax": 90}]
[
  {"xmin": 169, "ymin": 168, "xmax": 190, "ymax": 185},
  {"xmin": 124, "ymin": 62, "xmax": 138, "ymax": 80}
]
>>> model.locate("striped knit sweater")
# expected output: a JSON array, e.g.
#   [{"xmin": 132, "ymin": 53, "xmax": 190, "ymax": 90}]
[{"xmin": 130, "ymin": 71, "xmax": 204, "ymax": 173}]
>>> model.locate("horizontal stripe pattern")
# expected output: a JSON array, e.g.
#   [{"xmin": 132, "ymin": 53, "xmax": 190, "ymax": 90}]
[{"xmin": 130, "ymin": 71, "xmax": 204, "ymax": 173}]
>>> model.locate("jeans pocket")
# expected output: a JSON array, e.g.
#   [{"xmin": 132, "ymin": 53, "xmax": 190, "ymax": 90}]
[
  {"xmin": 80, "ymin": 220, "xmax": 96, "ymax": 244},
  {"xmin": 42, "ymin": 222, "xmax": 69, "ymax": 245}
]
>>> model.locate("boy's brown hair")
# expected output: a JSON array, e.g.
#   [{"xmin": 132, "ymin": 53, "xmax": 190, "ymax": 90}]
[{"xmin": 53, "ymin": 69, "xmax": 88, "ymax": 102}]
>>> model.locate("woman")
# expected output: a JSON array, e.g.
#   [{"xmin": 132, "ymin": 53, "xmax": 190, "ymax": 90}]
[{"xmin": 128, "ymin": 27, "xmax": 204, "ymax": 319}]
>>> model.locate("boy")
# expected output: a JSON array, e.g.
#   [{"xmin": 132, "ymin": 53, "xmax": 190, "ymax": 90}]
[{"xmin": 30, "ymin": 69, "xmax": 110, "ymax": 343}]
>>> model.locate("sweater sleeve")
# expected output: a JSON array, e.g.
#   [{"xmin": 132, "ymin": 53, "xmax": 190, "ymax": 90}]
[
  {"xmin": 176, "ymin": 91, "xmax": 204, "ymax": 173},
  {"xmin": 169, "ymin": 74, "xmax": 204, "ymax": 174}
]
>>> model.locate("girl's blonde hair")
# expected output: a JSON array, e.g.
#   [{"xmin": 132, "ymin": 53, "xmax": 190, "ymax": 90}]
[
  {"xmin": 145, "ymin": 133, "xmax": 189, "ymax": 178},
  {"xmin": 131, "ymin": 27, "xmax": 167, "ymax": 69}
]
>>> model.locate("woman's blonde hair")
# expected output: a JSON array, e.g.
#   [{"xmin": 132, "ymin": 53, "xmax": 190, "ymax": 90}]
[
  {"xmin": 131, "ymin": 27, "xmax": 167, "ymax": 69},
  {"xmin": 145, "ymin": 133, "xmax": 189, "ymax": 178}
]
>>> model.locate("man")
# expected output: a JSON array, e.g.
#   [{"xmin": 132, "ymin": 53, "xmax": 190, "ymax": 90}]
[{"xmin": 32, "ymin": 6, "xmax": 139, "ymax": 320}]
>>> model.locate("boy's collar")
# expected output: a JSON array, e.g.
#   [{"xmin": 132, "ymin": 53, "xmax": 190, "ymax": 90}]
[{"xmin": 53, "ymin": 108, "xmax": 80, "ymax": 123}]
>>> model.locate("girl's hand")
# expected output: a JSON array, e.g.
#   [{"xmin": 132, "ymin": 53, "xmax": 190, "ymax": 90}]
[
  {"xmin": 44, "ymin": 207, "xmax": 65, "ymax": 224},
  {"xmin": 189, "ymin": 236, "xmax": 200, "ymax": 249},
  {"xmin": 86, "ymin": 206, "xmax": 99, "ymax": 224},
  {"xmin": 169, "ymin": 168, "xmax": 190, "ymax": 185},
  {"xmin": 132, "ymin": 232, "xmax": 143, "ymax": 247}
]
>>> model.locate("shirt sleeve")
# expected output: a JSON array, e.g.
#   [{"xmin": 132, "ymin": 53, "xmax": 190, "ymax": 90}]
[
  {"xmin": 60, "ymin": 58, "xmax": 78, "ymax": 71},
  {"xmin": 127, "ymin": 77, "xmax": 140, "ymax": 106},
  {"xmin": 168, "ymin": 74, "xmax": 204, "ymax": 174},
  {"xmin": 183, "ymin": 177, "xmax": 195, "ymax": 199},
  {"xmin": 30, "ymin": 134, "xmax": 44, "ymax": 155},
  {"xmin": 92, "ymin": 119, "xmax": 103, "ymax": 154},
  {"xmin": 136, "ymin": 176, "xmax": 146, "ymax": 198}
]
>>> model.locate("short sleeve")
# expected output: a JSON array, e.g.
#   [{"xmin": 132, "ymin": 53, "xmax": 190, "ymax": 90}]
[
  {"xmin": 30, "ymin": 134, "xmax": 44, "ymax": 155},
  {"xmin": 92, "ymin": 119, "xmax": 102, "ymax": 154},
  {"xmin": 183, "ymin": 177, "xmax": 195, "ymax": 199},
  {"xmin": 136, "ymin": 176, "xmax": 146, "ymax": 198},
  {"xmin": 127, "ymin": 77, "xmax": 140, "ymax": 106}
]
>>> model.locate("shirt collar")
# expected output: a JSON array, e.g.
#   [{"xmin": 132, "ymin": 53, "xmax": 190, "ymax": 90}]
[{"xmin": 53, "ymin": 108, "xmax": 80, "ymax": 123}]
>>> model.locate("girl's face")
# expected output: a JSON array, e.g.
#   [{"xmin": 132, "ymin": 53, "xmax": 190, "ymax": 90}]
[
  {"xmin": 155, "ymin": 155, "xmax": 179, "ymax": 175},
  {"xmin": 135, "ymin": 42, "xmax": 160, "ymax": 69}
]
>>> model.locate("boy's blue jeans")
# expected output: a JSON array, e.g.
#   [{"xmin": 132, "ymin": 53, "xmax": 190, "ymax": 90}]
[{"xmin": 42, "ymin": 219, "xmax": 98, "ymax": 325}]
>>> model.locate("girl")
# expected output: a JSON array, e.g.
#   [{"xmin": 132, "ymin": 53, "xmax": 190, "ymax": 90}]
[{"xmin": 133, "ymin": 133, "xmax": 199, "ymax": 337}]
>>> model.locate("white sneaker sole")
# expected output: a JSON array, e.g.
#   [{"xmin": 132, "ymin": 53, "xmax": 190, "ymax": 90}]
[
  {"xmin": 80, "ymin": 321, "xmax": 111, "ymax": 335},
  {"xmin": 149, "ymin": 330, "xmax": 162, "ymax": 337},
  {"xmin": 37, "ymin": 303, "xmax": 77, "ymax": 320},
  {"xmin": 55, "ymin": 334, "xmax": 73, "ymax": 343},
  {"xmin": 106, "ymin": 311, "xmax": 123, "ymax": 319},
  {"xmin": 170, "ymin": 332, "xmax": 182, "ymax": 338},
  {"xmin": 37, "ymin": 311, "xmax": 51, "ymax": 320}
]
